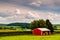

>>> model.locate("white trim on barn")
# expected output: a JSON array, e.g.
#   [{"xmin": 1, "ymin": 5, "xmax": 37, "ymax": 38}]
[{"xmin": 37, "ymin": 28, "xmax": 50, "ymax": 31}]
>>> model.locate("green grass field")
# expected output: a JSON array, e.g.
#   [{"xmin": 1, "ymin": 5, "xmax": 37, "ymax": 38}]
[
  {"xmin": 54, "ymin": 30, "xmax": 60, "ymax": 32},
  {"xmin": 0, "ymin": 30, "xmax": 60, "ymax": 40},
  {"xmin": 0, "ymin": 34, "xmax": 60, "ymax": 40}
]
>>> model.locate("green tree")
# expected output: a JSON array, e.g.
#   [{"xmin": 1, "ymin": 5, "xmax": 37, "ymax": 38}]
[
  {"xmin": 30, "ymin": 20, "xmax": 38, "ymax": 29},
  {"xmin": 30, "ymin": 19, "xmax": 47, "ymax": 29},
  {"xmin": 38, "ymin": 19, "xmax": 47, "ymax": 28},
  {"xmin": 46, "ymin": 19, "xmax": 54, "ymax": 34}
]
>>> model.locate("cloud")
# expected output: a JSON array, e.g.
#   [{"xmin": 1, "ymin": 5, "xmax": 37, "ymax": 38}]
[
  {"xmin": 28, "ymin": 11, "xmax": 40, "ymax": 19},
  {"xmin": 0, "ymin": 0, "xmax": 60, "ymax": 24},
  {"xmin": 40, "ymin": 0, "xmax": 60, "ymax": 8},
  {"xmin": 0, "ymin": 17, "xmax": 6, "ymax": 21},
  {"xmin": 47, "ymin": 12, "xmax": 60, "ymax": 21},
  {"xmin": 6, "ymin": 8, "xmax": 41, "ymax": 21},
  {"xmin": 30, "ymin": 0, "xmax": 42, "ymax": 7},
  {"xmin": 0, "ymin": 17, "xmax": 8, "ymax": 23},
  {"xmin": 0, "ymin": 7, "xmax": 60, "ymax": 24},
  {"xmin": 0, "ymin": 3, "xmax": 60, "ymax": 24},
  {"xmin": 29, "ymin": 0, "xmax": 60, "ymax": 9},
  {"xmin": 0, "ymin": 0, "xmax": 60, "ymax": 9},
  {"xmin": 15, "ymin": 9, "xmax": 21, "ymax": 14}
]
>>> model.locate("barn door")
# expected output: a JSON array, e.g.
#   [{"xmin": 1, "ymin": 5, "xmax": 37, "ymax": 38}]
[{"xmin": 43, "ymin": 31, "xmax": 48, "ymax": 35}]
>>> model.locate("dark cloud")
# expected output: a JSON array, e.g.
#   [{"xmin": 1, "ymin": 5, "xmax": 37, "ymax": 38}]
[
  {"xmin": 0, "ymin": 0, "xmax": 60, "ymax": 7},
  {"xmin": 0, "ymin": 0, "xmax": 31, "ymax": 6},
  {"xmin": 0, "ymin": 0, "xmax": 60, "ymax": 9},
  {"xmin": 0, "ymin": 13, "xmax": 11, "ymax": 17}
]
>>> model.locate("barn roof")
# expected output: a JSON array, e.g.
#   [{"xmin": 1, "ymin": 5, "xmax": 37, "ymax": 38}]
[{"xmin": 37, "ymin": 28, "xmax": 50, "ymax": 31}]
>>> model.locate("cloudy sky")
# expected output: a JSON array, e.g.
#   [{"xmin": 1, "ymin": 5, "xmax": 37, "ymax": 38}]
[{"xmin": 0, "ymin": 0, "xmax": 60, "ymax": 24}]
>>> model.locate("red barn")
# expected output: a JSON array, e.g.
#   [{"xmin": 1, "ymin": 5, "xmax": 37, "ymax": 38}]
[{"xmin": 32, "ymin": 28, "xmax": 51, "ymax": 35}]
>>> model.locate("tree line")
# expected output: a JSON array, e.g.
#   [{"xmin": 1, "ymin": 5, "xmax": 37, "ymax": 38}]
[{"xmin": 30, "ymin": 19, "xmax": 54, "ymax": 34}]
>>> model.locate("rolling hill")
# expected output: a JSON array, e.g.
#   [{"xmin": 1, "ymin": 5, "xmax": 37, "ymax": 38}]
[{"xmin": 7, "ymin": 23, "xmax": 30, "ymax": 28}]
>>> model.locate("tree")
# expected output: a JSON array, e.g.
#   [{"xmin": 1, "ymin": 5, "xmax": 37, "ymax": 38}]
[
  {"xmin": 30, "ymin": 20, "xmax": 39, "ymax": 29},
  {"xmin": 38, "ymin": 19, "xmax": 47, "ymax": 28},
  {"xmin": 54, "ymin": 26, "xmax": 57, "ymax": 30},
  {"xmin": 30, "ymin": 19, "xmax": 47, "ymax": 29},
  {"xmin": 46, "ymin": 19, "xmax": 54, "ymax": 34}
]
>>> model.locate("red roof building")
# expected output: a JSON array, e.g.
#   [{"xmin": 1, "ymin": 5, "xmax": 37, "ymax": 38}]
[{"xmin": 32, "ymin": 28, "xmax": 51, "ymax": 35}]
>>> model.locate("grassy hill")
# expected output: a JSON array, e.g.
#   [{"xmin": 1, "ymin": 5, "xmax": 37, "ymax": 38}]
[
  {"xmin": 0, "ymin": 24, "xmax": 7, "ymax": 26},
  {"xmin": 53, "ymin": 24, "xmax": 60, "ymax": 26},
  {"xmin": 53, "ymin": 24, "xmax": 60, "ymax": 30},
  {"xmin": 7, "ymin": 23, "xmax": 30, "ymax": 28}
]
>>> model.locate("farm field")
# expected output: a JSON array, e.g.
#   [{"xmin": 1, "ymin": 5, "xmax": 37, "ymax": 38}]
[
  {"xmin": 54, "ymin": 30, "xmax": 60, "ymax": 32},
  {"xmin": 0, "ymin": 30, "xmax": 20, "ymax": 32},
  {"xmin": 0, "ymin": 34, "xmax": 60, "ymax": 40},
  {"xmin": 0, "ymin": 30, "xmax": 60, "ymax": 40}
]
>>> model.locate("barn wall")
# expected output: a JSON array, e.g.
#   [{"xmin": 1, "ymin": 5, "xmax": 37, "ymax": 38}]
[
  {"xmin": 32, "ymin": 28, "xmax": 51, "ymax": 35},
  {"xmin": 32, "ymin": 29, "xmax": 42, "ymax": 35}
]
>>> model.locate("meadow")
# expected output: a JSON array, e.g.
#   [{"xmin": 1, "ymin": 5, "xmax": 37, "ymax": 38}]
[
  {"xmin": 0, "ymin": 34, "xmax": 60, "ymax": 40},
  {"xmin": 0, "ymin": 30, "xmax": 60, "ymax": 40},
  {"xmin": 0, "ymin": 25, "xmax": 60, "ymax": 40}
]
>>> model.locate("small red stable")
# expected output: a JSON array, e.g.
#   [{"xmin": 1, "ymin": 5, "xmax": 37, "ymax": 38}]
[{"xmin": 32, "ymin": 28, "xmax": 51, "ymax": 35}]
